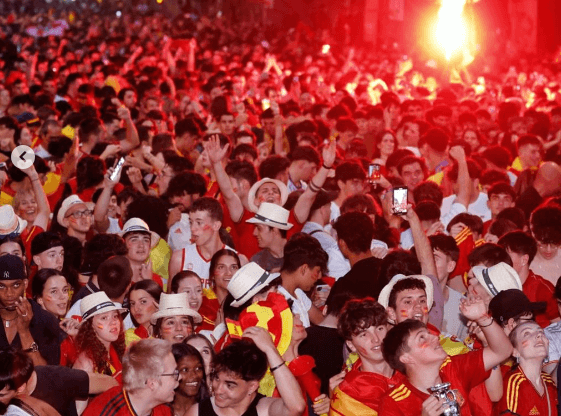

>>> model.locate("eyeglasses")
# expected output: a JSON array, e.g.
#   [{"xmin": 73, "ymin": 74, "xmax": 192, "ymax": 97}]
[
  {"xmin": 66, "ymin": 210, "xmax": 93, "ymax": 219},
  {"xmin": 537, "ymin": 242, "xmax": 560, "ymax": 250},
  {"xmin": 160, "ymin": 369, "xmax": 180, "ymax": 381}
]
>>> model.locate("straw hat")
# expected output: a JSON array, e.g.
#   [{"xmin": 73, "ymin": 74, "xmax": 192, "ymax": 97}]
[
  {"xmin": 0, "ymin": 205, "xmax": 27, "ymax": 236},
  {"xmin": 57, "ymin": 195, "xmax": 95, "ymax": 227},
  {"xmin": 120, "ymin": 218, "xmax": 160, "ymax": 248},
  {"xmin": 378, "ymin": 274, "xmax": 434, "ymax": 310},
  {"xmin": 247, "ymin": 178, "xmax": 289, "ymax": 213},
  {"xmin": 80, "ymin": 292, "xmax": 127, "ymax": 321},
  {"xmin": 471, "ymin": 262, "xmax": 522, "ymax": 297},
  {"xmin": 150, "ymin": 293, "xmax": 202, "ymax": 324},
  {"xmin": 246, "ymin": 202, "xmax": 293, "ymax": 231},
  {"xmin": 228, "ymin": 262, "xmax": 279, "ymax": 307}
]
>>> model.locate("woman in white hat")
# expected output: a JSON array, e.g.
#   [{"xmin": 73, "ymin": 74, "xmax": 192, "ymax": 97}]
[
  {"xmin": 73, "ymin": 292, "xmax": 127, "ymax": 378},
  {"xmin": 73, "ymin": 292, "xmax": 127, "ymax": 413},
  {"xmin": 151, "ymin": 293, "xmax": 202, "ymax": 343}
]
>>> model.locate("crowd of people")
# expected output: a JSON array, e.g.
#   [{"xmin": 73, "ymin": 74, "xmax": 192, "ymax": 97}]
[{"xmin": 1, "ymin": 4, "xmax": 561, "ymax": 416}]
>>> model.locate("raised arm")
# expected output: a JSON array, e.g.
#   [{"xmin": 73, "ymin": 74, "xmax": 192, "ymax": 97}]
[
  {"xmin": 450, "ymin": 145, "xmax": 469, "ymax": 208},
  {"xmin": 93, "ymin": 165, "xmax": 121, "ymax": 233},
  {"xmin": 207, "ymin": 134, "xmax": 244, "ymax": 221},
  {"xmin": 406, "ymin": 206, "xmax": 437, "ymax": 277},
  {"xmin": 460, "ymin": 294, "xmax": 513, "ymax": 371},
  {"xmin": 293, "ymin": 140, "xmax": 336, "ymax": 223},
  {"xmin": 113, "ymin": 100, "xmax": 140, "ymax": 153},
  {"xmin": 22, "ymin": 164, "xmax": 50, "ymax": 231},
  {"xmin": 243, "ymin": 327, "xmax": 306, "ymax": 416}
]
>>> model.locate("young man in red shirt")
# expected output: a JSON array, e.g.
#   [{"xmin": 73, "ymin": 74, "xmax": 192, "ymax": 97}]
[
  {"xmin": 330, "ymin": 298, "xmax": 402, "ymax": 416},
  {"xmin": 379, "ymin": 295, "xmax": 512, "ymax": 416}
]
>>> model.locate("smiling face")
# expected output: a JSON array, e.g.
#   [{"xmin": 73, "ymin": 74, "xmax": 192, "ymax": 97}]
[
  {"xmin": 348, "ymin": 324, "xmax": 388, "ymax": 363},
  {"xmin": 92, "ymin": 310, "xmax": 121, "ymax": 344},
  {"xmin": 15, "ymin": 192, "xmax": 37, "ymax": 223},
  {"xmin": 63, "ymin": 203, "xmax": 93, "ymax": 233},
  {"xmin": 159, "ymin": 316, "xmax": 193, "ymax": 343},
  {"xmin": 388, "ymin": 288, "xmax": 429, "ymax": 324},
  {"xmin": 129, "ymin": 289, "xmax": 159, "ymax": 327},
  {"xmin": 177, "ymin": 276, "xmax": 203, "ymax": 311},
  {"xmin": 212, "ymin": 254, "xmax": 240, "ymax": 292},
  {"xmin": 33, "ymin": 246, "xmax": 64, "ymax": 271},
  {"xmin": 212, "ymin": 371, "xmax": 258, "ymax": 409},
  {"xmin": 378, "ymin": 133, "xmax": 396, "ymax": 157},
  {"xmin": 176, "ymin": 355, "xmax": 204, "ymax": 398},
  {"xmin": 125, "ymin": 232, "xmax": 151, "ymax": 263},
  {"xmin": 512, "ymin": 321, "xmax": 549, "ymax": 362},
  {"xmin": 38, "ymin": 274, "xmax": 69, "ymax": 318},
  {"xmin": 189, "ymin": 210, "xmax": 219, "ymax": 247}
]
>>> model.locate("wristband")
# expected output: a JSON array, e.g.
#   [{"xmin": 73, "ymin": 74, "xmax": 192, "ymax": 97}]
[
  {"xmin": 322, "ymin": 163, "xmax": 332, "ymax": 170},
  {"xmin": 270, "ymin": 362, "xmax": 285, "ymax": 372},
  {"xmin": 308, "ymin": 181, "xmax": 320, "ymax": 193},
  {"xmin": 478, "ymin": 317, "xmax": 494, "ymax": 328}
]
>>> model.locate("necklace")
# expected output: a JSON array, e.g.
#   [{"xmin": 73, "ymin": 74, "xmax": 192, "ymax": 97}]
[{"xmin": 3, "ymin": 317, "xmax": 16, "ymax": 328}]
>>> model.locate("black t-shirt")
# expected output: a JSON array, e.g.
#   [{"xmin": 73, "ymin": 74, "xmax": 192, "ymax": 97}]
[
  {"xmin": 299, "ymin": 325, "xmax": 345, "ymax": 395},
  {"xmin": 330, "ymin": 257, "xmax": 384, "ymax": 300},
  {"xmin": 0, "ymin": 299, "xmax": 63, "ymax": 365},
  {"xmin": 33, "ymin": 366, "xmax": 90, "ymax": 416}
]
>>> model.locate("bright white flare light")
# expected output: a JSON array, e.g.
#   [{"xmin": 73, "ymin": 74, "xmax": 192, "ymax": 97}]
[{"xmin": 435, "ymin": 0, "xmax": 468, "ymax": 61}]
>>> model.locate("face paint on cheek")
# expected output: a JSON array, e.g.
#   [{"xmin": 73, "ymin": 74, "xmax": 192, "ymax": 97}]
[
  {"xmin": 420, "ymin": 342, "xmax": 429, "ymax": 349},
  {"xmin": 96, "ymin": 324, "xmax": 104, "ymax": 330},
  {"xmin": 357, "ymin": 346, "xmax": 369, "ymax": 355},
  {"xmin": 400, "ymin": 310, "xmax": 409, "ymax": 318},
  {"xmin": 521, "ymin": 340, "xmax": 529, "ymax": 347},
  {"xmin": 423, "ymin": 306, "xmax": 429, "ymax": 314},
  {"xmin": 203, "ymin": 225, "xmax": 212, "ymax": 231}
]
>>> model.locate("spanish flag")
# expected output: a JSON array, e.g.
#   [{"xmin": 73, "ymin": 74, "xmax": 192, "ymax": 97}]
[{"xmin": 330, "ymin": 387, "xmax": 378, "ymax": 416}]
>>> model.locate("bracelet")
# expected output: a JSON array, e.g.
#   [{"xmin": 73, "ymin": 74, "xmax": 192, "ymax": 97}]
[
  {"xmin": 322, "ymin": 163, "xmax": 332, "ymax": 170},
  {"xmin": 478, "ymin": 316, "xmax": 494, "ymax": 328},
  {"xmin": 270, "ymin": 362, "xmax": 285, "ymax": 372},
  {"xmin": 308, "ymin": 181, "xmax": 320, "ymax": 193}
]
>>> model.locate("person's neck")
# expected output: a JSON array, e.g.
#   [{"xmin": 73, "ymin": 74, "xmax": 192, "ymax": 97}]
[
  {"xmin": 197, "ymin": 236, "xmax": 223, "ymax": 260},
  {"xmin": 318, "ymin": 314, "xmax": 337, "ymax": 328},
  {"xmin": 127, "ymin": 388, "xmax": 160, "ymax": 416},
  {"xmin": 308, "ymin": 213, "xmax": 327, "ymax": 227},
  {"xmin": 128, "ymin": 257, "xmax": 146, "ymax": 281},
  {"xmin": 100, "ymin": 338, "xmax": 112, "ymax": 354},
  {"xmin": 334, "ymin": 193, "xmax": 346, "ymax": 206},
  {"xmin": 215, "ymin": 286, "xmax": 229, "ymax": 305},
  {"xmin": 347, "ymin": 251, "xmax": 372, "ymax": 268},
  {"xmin": 173, "ymin": 391, "xmax": 197, "ymax": 415},
  {"xmin": 267, "ymin": 238, "xmax": 286, "ymax": 259},
  {"xmin": 408, "ymin": 364, "xmax": 442, "ymax": 394},
  {"xmin": 517, "ymin": 266, "xmax": 529, "ymax": 284},
  {"xmin": 468, "ymin": 188, "xmax": 480, "ymax": 204},
  {"xmin": 0, "ymin": 307, "xmax": 18, "ymax": 322},
  {"xmin": 439, "ymin": 278, "xmax": 450, "ymax": 302},
  {"xmin": 213, "ymin": 393, "xmax": 257, "ymax": 416},
  {"xmin": 287, "ymin": 165, "xmax": 301, "ymax": 184},
  {"xmin": 141, "ymin": 322, "xmax": 153, "ymax": 337},
  {"xmin": 280, "ymin": 274, "xmax": 299, "ymax": 298},
  {"xmin": 519, "ymin": 358, "xmax": 546, "ymax": 391},
  {"xmin": 360, "ymin": 357, "xmax": 394, "ymax": 378},
  {"xmin": 282, "ymin": 341, "xmax": 301, "ymax": 362},
  {"xmin": 67, "ymin": 228, "xmax": 87, "ymax": 245},
  {"xmin": 81, "ymin": 141, "xmax": 95, "ymax": 155}
]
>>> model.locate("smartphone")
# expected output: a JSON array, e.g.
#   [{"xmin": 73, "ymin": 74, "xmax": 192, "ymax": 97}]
[
  {"xmin": 321, "ymin": 44, "xmax": 330, "ymax": 54},
  {"xmin": 262, "ymin": 98, "xmax": 271, "ymax": 110},
  {"xmin": 110, "ymin": 157, "xmax": 126, "ymax": 181},
  {"xmin": 368, "ymin": 163, "xmax": 381, "ymax": 180},
  {"xmin": 392, "ymin": 187, "xmax": 408, "ymax": 215},
  {"xmin": 0, "ymin": 162, "xmax": 7, "ymax": 172},
  {"xmin": 316, "ymin": 284, "xmax": 330, "ymax": 293}
]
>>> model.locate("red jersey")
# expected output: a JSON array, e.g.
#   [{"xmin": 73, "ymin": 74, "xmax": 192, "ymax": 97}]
[
  {"xmin": 523, "ymin": 271, "xmax": 560, "ymax": 328},
  {"xmin": 83, "ymin": 386, "xmax": 172, "ymax": 416},
  {"xmin": 20, "ymin": 225, "xmax": 44, "ymax": 262},
  {"xmin": 379, "ymin": 349, "xmax": 491, "ymax": 416},
  {"xmin": 330, "ymin": 360, "xmax": 404, "ymax": 416},
  {"xmin": 495, "ymin": 366, "xmax": 557, "ymax": 416}
]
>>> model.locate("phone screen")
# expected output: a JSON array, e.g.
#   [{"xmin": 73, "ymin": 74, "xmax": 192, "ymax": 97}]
[
  {"xmin": 368, "ymin": 163, "xmax": 380, "ymax": 180},
  {"xmin": 110, "ymin": 157, "xmax": 126, "ymax": 181},
  {"xmin": 392, "ymin": 187, "xmax": 408, "ymax": 215}
]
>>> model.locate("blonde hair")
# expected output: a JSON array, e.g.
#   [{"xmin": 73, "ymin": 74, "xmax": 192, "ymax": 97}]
[
  {"xmin": 122, "ymin": 339, "xmax": 172, "ymax": 392},
  {"xmin": 13, "ymin": 188, "xmax": 35, "ymax": 211}
]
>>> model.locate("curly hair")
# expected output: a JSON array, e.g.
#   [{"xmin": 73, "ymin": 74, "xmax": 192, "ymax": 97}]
[{"xmin": 75, "ymin": 317, "xmax": 126, "ymax": 374}]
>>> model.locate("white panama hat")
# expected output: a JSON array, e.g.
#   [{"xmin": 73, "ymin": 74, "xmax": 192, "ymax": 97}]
[
  {"xmin": 80, "ymin": 291, "xmax": 127, "ymax": 321},
  {"xmin": 247, "ymin": 178, "xmax": 289, "ymax": 213},
  {"xmin": 150, "ymin": 292, "xmax": 202, "ymax": 324},
  {"xmin": 472, "ymin": 262, "xmax": 522, "ymax": 297},
  {"xmin": 246, "ymin": 202, "xmax": 293, "ymax": 231},
  {"xmin": 57, "ymin": 195, "xmax": 95, "ymax": 228},
  {"xmin": 0, "ymin": 205, "xmax": 27, "ymax": 236},
  {"xmin": 120, "ymin": 217, "xmax": 160, "ymax": 248},
  {"xmin": 228, "ymin": 262, "xmax": 279, "ymax": 307},
  {"xmin": 378, "ymin": 274, "xmax": 434, "ymax": 312}
]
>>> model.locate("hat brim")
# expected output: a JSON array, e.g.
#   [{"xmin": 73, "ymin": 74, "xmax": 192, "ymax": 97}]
[
  {"xmin": 83, "ymin": 305, "xmax": 128, "ymax": 321},
  {"xmin": 121, "ymin": 229, "xmax": 160, "ymax": 249},
  {"xmin": 230, "ymin": 272, "xmax": 280, "ymax": 308},
  {"xmin": 151, "ymin": 307, "xmax": 202, "ymax": 324},
  {"xmin": 472, "ymin": 265, "xmax": 522, "ymax": 297},
  {"xmin": 246, "ymin": 217, "xmax": 293, "ymax": 231},
  {"xmin": 247, "ymin": 178, "xmax": 289, "ymax": 213},
  {"xmin": 378, "ymin": 274, "xmax": 434, "ymax": 314}
]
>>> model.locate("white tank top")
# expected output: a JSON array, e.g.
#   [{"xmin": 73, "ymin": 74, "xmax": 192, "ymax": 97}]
[{"xmin": 181, "ymin": 244, "xmax": 236, "ymax": 288}]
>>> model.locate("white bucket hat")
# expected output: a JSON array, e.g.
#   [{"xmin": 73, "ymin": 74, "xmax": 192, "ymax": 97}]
[
  {"xmin": 150, "ymin": 293, "xmax": 202, "ymax": 324},
  {"xmin": 247, "ymin": 178, "xmax": 289, "ymax": 213},
  {"xmin": 80, "ymin": 291, "xmax": 127, "ymax": 321},
  {"xmin": 0, "ymin": 205, "xmax": 27, "ymax": 236},
  {"xmin": 228, "ymin": 262, "xmax": 279, "ymax": 307},
  {"xmin": 246, "ymin": 202, "xmax": 293, "ymax": 231},
  {"xmin": 57, "ymin": 195, "xmax": 95, "ymax": 227},
  {"xmin": 120, "ymin": 218, "xmax": 160, "ymax": 248},
  {"xmin": 378, "ymin": 274, "xmax": 434, "ymax": 311},
  {"xmin": 471, "ymin": 262, "xmax": 522, "ymax": 297}
]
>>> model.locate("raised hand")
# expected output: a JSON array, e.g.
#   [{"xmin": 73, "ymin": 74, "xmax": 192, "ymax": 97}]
[{"xmin": 206, "ymin": 134, "xmax": 229, "ymax": 164}]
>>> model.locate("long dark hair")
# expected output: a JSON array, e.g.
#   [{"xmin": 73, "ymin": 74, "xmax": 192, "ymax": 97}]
[
  {"xmin": 128, "ymin": 280, "xmax": 163, "ymax": 327},
  {"xmin": 171, "ymin": 343, "xmax": 210, "ymax": 403}
]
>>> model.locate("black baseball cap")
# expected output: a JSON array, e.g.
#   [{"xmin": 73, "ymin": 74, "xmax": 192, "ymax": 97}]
[
  {"xmin": 0, "ymin": 254, "xmax": 26, "ymax": 281},
  {"xmin": 489, "ymin": 289, "xmax": 546, "ymax": 325}
]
